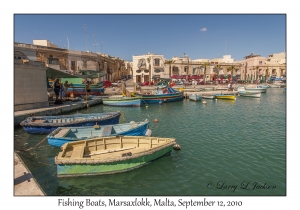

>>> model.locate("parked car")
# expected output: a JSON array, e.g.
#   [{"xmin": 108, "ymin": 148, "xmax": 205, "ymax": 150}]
[
  {"xmin": 101, "ymin": 80, "xmax": 112, "ymax": 88},
  {"xmin": 112, "ymin": 81, "xmax": 121, "ymax": 87},
  {"xmin": 175, "ymin": 81, "xmax": 183, "ymax": 85},
  {"xmin": 142, "ymin": 81, "xmax": 154, "ymax": 86}
]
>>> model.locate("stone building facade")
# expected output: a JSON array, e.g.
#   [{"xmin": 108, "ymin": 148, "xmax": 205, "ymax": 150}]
[
  {"xmin": 14, "ymin": 40, "xmax": 128, "ymax": 83},
  {"xmin": 14, "ymin": 56, "xmax": 48, "ymax": 111}
]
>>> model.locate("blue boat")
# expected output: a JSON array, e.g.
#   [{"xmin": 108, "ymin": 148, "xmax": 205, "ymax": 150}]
[
  {"xmin": 135, "ymin": 86, "xmax": 184, "ymax": 104},
  {"xmin": 20, "ymin": 112, "xmax": 121, "ymax": 135},
  {"xmin": 47, "ymin": 120, "xmax": 151, "ymax": 147},
  {"xmin": 102, "ymin": 97, "xmax": 142, "ymax": 107}
]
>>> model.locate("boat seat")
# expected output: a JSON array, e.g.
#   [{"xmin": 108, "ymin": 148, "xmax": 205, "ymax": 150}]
[
  {"xmin": 70, "ymin": 146, "xmax": 85, "ymax": 159},
  {"xmin": 54, "ymin": 128, "xmax": 71, "ymax": 137},
  {"xmin": 102, "ymin": 125, "xmax": 113, "ymax": 136}
]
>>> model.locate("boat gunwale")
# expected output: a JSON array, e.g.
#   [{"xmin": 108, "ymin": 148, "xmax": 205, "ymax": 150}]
[
  {"xmin": 20, "ymin": 112, "xmax": 121, "ymax": 127},
  {"xmin": 47, "ymin": 121, "xmax": 149, "ymax": 140},
  {"xmin": 55, "ymin": 138, "xmax": 176, "ymax": 165}
]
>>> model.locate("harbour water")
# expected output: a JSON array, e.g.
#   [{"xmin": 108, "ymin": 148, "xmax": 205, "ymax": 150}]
[{"xmin": 14, "ymin": 88, "xmax": 286, "ymax": 196}]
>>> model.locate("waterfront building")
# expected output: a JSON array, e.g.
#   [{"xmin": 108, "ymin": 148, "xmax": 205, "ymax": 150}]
[
  {"xmin": 132, "ymin": 52, "xmax": 166, "ymax": 83},
  {"xmin": 14, "ymin": 40, "xmax": 128, "ymax": 83},
  {"xmin": 14, "ymin": 57, "xmax": 49, "ymax": 111},
  {"xmin": 237, "ymin": 52, "xmax": 286, "ymax": 82}
]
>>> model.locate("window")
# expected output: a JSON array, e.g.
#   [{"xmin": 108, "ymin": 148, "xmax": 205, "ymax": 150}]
[
  {"xmin": 154, "ymin": 59, "xmax": 160, "ymax": 66},
  {"xmin": 259, "ymin": 61, "xmax": 262, "ymax": 64},
  {"xmin": 48, "ymin": 57, "xmax": 59, "ymax": 65}
]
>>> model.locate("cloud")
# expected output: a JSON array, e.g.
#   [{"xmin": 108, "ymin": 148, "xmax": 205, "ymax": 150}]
[{"xmin": 200, "ymin": 27, "xmax": 207, "ymax": 32}]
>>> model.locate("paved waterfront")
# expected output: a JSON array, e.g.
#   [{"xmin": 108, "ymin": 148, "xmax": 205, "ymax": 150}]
[{"xmin": 14, "ymin": 152, "xmax": 45, "ymax": 195}]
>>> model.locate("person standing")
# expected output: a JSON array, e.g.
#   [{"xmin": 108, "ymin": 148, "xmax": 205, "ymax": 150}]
[
  {"xmin": 53, "ymin": 78, "xmax": 62, "ymax": 103},
  {"xmin": 62, "ymin": 80, "xmax": 70, "ymax": 100},
  {"xmin": 86, "ymin": 80, "xmax": 91, "ymax": 96}
]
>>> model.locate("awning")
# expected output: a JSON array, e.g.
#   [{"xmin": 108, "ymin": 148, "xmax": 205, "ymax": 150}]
[
  {"xmin": 79, "ymin": 70, "xmax": 107, "ymax": 79},
  {"xmin": 46, "ymin": 67, "xmax": 81, "ymax": 80}
]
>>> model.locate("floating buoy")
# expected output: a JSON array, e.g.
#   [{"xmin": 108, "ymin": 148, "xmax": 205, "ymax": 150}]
[
  {"xmin": 146, "ymin": 105, "xmax": 149, "ymax": 108},
  {"xmin": 154, "ymin": 118, "xmax": 158, "ymax": 122},
  {"xmin": 203, "ymin": 101, "xmax": 207, "ymax": 104},
  {"xmin": 93, "ymin": 124, "xmax": 100, "ymax": 129},
  {"xmin": 173, "ymin": 144, "xmax": 181, "ymax": 150}
]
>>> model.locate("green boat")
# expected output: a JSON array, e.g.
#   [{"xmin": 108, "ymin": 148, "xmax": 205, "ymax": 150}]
[{"xmin": 55, "ymin": 136, "xmax": 177, "ymax": 177}]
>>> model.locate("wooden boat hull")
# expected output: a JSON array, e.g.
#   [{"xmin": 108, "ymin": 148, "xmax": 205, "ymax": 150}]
[
  {"xmin": 66, "ymin": 87, "xmax": 105, "ymax": 96},
  {"xmin": 102, "ymin": 97, "xmax": 141, "ymax": 107},
  {"xmin": 239, "ymin": 92, "xmax": 261, "ymax": 98},
  {"xmin": 136, "ymin": 86, "xmax": 184, "ymax": 104},
  {"xmin": 202, "ymin": 95, "xmax": 215, "ymax": 99},
  {"xmin": 20, "ymin": 112, "xmax": 121, "ymax": 135},
  {"xmin": 215, "ymin": 94, "xmax": 236, "ymax": 100},
  {"xmin": 55, "ymin": 136, "xmax": 176, "ymax": 177},
  {"xmin": 47, "ymin": 121, "xmax": 150, "ymax": 147},
  {"xmin": 189, "ymin": 94, "xmax": 202, "ymax": 101},
  {"xmin": 245, "ymin": 87, "xmax": 267, "ymax": 93}
]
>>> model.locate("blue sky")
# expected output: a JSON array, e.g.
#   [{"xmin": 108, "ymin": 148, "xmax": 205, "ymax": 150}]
[{"xmin": 14, "ymin": 14, "xmax": 286, "ymax": 61}]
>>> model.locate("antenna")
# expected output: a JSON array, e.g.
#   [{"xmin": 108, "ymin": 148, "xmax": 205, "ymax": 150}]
[
  {"xmin": 82, "ymin": 24, "xmax": 87, "ymax": 51},
  {"xmin": 35, "ymin": 30, "xmax": 37, "ymax": 38},
  {"xmin": 99, "ymin": 41, "xmax": 103, "ymax": 53},
  {"xmin": 225, "ymin": 41, "xmax": 226, "ymax": 54},
  {"xmin": 93, "ymin": 33, "xmax": 98, "ymax": 52},
  {"xmin": 67, "ymin": 37, "xmax": 69, "ymax": 49}
]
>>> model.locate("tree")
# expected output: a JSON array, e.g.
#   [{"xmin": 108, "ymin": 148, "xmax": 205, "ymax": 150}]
[
  {"xmin": 147, "ymin": 57, "xmax": 151, "ymax": 86},
  {"xmin": 203, "ymin": 62, "xmax": 210, "ymax": 82},
  {"xmin": 255, "ymin": 66, "xmax": 259, "ymax": 81},
  {"xmin": 164, "ymin": 60, "xmax": 175, "ymax": 78}
]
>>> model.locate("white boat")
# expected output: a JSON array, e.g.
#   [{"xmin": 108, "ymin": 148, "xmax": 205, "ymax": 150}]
[
  {"xmin": 201, "ymin": 94, "xmax": 215, "ymax": 99},
  {"xmin": 236, "ymin": 87, "xmax": 261, "ymax": 98},
  {"xmin": 189, "ymin": 94, "xmax": 202, "ymax": 101},
  {"xmin": 238, "ymin": 92, "xmax": 261, "ymax": 98},
  {"xmin": 245, "ymin": 86, "xmax": 267, "ymax": 93}
]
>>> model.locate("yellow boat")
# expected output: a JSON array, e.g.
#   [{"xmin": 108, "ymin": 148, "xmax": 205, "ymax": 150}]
[{"xmin": 215, "ymin": 94, "xmax": 236, "ymax": 100}]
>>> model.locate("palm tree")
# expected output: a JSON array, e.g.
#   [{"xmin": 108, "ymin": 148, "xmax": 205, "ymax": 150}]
[
  {"xmin": 245, "ymin": 62, "xmax": 248, "ymax": 82},
  {"xmin": 147, "ymin": 57, "xmax": 151, "ymax": 85},
  {"xmin": 255, "ymin": 66, "xmax": 259, "ymax": 81},
  {"xmin": 265, "ymin": 66, "xmax": 269, "ymax": 82},
  {"xmin": 203, "ymin": 62, "xmax": 210, "ymax": 83},
  {"xmin": 164, "ymin": 60, "xmax": 175, "ymax": 78}
]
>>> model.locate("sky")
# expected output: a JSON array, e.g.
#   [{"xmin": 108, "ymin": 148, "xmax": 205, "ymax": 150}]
[{"xmin": 14, "ymin": 14, "xmax": 286, "ymax": 61}]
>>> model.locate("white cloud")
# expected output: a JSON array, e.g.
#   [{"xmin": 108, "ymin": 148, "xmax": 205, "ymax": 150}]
[{"xmin": 200, "ymin": 27, "xmax": 207, "ymax": 32}]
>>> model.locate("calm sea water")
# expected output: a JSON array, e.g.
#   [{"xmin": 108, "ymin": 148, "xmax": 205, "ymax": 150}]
[{"xmin": 14, "ymin": 88, "xmax": 286, "ymax": 196}]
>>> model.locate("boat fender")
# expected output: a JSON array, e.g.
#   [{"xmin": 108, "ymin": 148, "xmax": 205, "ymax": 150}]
[
  {"xmin": 173, "ymin": 144, "xmax": 181, "ymax": 150},
  {"xmin": 145, "ymin": 129, "xmax": 152, "ymax": 137}
]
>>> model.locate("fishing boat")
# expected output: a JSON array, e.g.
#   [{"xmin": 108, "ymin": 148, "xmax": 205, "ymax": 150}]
[
  {"xmin": 257, "ymin": 84, "xmax": 270, "ymax": 88},
  {"xmin": 47, "ymin": 120, "xmax": 151, "ymax": 147},
  {"xmin": 102, "ymin": 96, "xmax": 142, "ymax": 107},
  {"xmin": 189, "ymin": 94, "xmax": 202, "ymax": 101},
  {"xmin": 214, "ymin": 94, "xmax": 236, "ymax": 100},
  {"xmin": 54, "ymin": 136, "xmax": 177, "ymax": 177},
  {"xmin": 238, "ymin": 92, "xmax": 261, "ymax": 98},
  {"xmin": 135, "ymin": 86, "xmax": 184, "ymax": 104},
  {"xmin": 201, "ymin": 94, "xmax": 215, "ymax": 99},
  {"xmin": 245, "ymin": 86, "xmax": 267, "ymax": 93},
  {"xmin": 20, "ymin": 112, "xmax": 121, "ymax": 134},
  {"xmin": 66, "ymin": 86, "xmax": 105, "ymax": 97}
]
